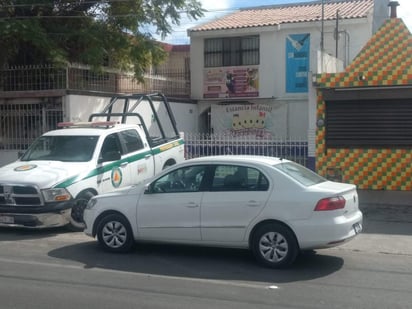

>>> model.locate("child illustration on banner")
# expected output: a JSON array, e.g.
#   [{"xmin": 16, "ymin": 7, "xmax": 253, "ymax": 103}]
[{"xmin": 228, "ymin": 107, "xmax": 271, "ymax": 138}]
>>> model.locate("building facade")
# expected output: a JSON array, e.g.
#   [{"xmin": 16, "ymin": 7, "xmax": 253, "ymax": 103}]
[{"xmin": 188, "ymin": 0, "xmax": 389, "ymax": 169}]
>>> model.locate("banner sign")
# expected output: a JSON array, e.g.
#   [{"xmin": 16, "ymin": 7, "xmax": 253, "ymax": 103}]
[
  {"xmin": 286, "ymin": 33, "xmax": 310, "ymax": 93},
  {"xmin": 211, "ymin": 103, "xmax": 277, "ymax": 138},
  {"xmin": 203, "ymin": 66, "xmax": 259, "ymax": 98}
]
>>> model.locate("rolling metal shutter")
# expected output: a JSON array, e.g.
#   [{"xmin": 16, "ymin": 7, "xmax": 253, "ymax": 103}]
[{"xmin": 325, "ymin": 99, "xmax": 412, "ymax": 148}]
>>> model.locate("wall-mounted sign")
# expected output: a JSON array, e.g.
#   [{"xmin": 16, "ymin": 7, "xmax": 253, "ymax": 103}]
[
  {"xmin": 211, "ymin": 103, "xmax": 277, "ymax": 138},
  {"xmin": 203, "ymin": 66, "xmax": 259, "ymax": 98},
  {"xmin": 286, "ymin": 33, "xmax": 310, "ymax": 93}
]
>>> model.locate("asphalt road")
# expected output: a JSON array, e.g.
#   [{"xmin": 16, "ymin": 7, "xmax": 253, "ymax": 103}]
[{"xmin": 0, "ymin": 215, "xmax": 411, "ymax": 309}]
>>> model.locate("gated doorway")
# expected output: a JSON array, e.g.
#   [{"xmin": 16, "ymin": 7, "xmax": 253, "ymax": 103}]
[{"xmin": 0, "ymin": 98, "xmax": 63, "ymax": 152}]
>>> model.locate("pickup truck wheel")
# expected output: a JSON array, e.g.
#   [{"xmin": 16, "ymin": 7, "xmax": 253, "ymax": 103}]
[
  {"xmin": 96, "ymin": 214, "xmax": 134, "ymax": 253},
  {"xmin": 69, "ymin": 191, "xmax": 95, "ymax": 230}
]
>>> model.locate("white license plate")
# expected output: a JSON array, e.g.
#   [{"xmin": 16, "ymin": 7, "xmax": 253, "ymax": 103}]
[
  {"xmin": 0, "ymin": 216, "xmax": 14, "ymax": 224},
  {"xmin": 353, "ymin": 222, "xmax": 362, "ymax": 234}
]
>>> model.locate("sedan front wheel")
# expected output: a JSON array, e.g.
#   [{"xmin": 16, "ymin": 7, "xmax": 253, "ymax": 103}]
[
  {"xmin": 96, "ymin": 214, "xmax": 134, "ymax": 253},
  {"xmin": 251, "ymin": 223, "xmax": 298, "ymax": 268}
]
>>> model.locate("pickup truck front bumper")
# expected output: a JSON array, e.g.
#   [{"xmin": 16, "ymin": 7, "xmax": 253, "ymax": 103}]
[{"xmin": 0, "ymin": 201, "xmax": 74, "ymax": 228}]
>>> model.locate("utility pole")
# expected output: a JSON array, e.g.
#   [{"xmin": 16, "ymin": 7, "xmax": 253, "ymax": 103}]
[
  {"xmin": 321, "ymin": 0, "xmax": 324, "ymax": 52},
  {"xmin": 335, "ymin": 9, "xmax": 339, "ymax": 59}
]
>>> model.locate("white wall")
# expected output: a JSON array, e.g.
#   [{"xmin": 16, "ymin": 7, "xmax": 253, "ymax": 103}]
[
  {"xmin": 65, "ymin": 94, "xmax": 197, "ymax": 134},
  {"xmin": 287, "ymin": 100, "xmax": 309, "ymax": 138},
  {"xmin": 0, "ymin": 150, "xmax": 19, "ymax": 167},
  {"xmin": 65, "ymin": 95, "xmax": 111, "ymax": 122},
  {"xmin": 373, "ymin": 0, "xmax": 391, "ymax": 33},
  {"xmin": 169, "ymin": 102, "xmax": 198, "ymax": 134},
  {"xmin": 190, "ymin": 36, "xmax": 205, "ymax": 100}
]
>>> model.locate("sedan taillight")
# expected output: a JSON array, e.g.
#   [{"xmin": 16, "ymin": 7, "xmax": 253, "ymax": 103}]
[{"xmin": 314, "ymin": 196, "xmax": 346, "ymax": 211}]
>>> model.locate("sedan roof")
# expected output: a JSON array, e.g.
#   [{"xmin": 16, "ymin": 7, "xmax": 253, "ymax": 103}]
[{"xmin": 185, "ymin": 155, "xmax": 289, "ymax": 166}]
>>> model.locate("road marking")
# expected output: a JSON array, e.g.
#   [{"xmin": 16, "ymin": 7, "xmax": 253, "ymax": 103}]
[{"xmin": 0, "ymin": 256, "xmax": 276, "ymax": 290}]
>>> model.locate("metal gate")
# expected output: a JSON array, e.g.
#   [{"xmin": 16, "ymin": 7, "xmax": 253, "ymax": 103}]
[
  {"xmin": 183, "ymin": 132, "xmax": 308, "ymax": 166},
  {"xmin": 0, "ymin": 100, "xmax": 63, "ymax": 151}
]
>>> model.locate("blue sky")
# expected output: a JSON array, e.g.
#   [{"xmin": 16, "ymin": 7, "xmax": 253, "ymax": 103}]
[{"xmin": 157, "ymin": 0, "xmax": 412, "ymax": 44}]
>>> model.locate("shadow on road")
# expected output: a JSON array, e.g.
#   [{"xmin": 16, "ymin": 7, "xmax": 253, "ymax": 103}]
[
  {"xmin": 0, "ymin": 226, "xmax": 71, "ymax": 241},
  {"xmin": 48, "ymin": 240, "xmax": 344, "ymax": 284}
]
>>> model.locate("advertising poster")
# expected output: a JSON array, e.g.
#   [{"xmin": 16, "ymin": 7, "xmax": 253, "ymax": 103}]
[
  {"xmin": 286, "ymin": 33, "xmax": 310, "ymax": 93},
  {"xmin": 211, "ymin": 103, "xmax": 281, "ymax": 138},
  {"xmin": 203, "ymin": 66, "xmax": 259, "ymax": 98}
]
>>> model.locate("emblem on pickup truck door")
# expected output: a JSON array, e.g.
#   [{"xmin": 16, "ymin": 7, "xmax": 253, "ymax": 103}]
[{"xmin": 111, "ymin": 167, "xmax": 123, "ymax": 188}]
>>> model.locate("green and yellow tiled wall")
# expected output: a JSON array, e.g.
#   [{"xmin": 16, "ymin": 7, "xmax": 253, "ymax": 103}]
[
  {"xmin": 316, "ymin": 92, "xmax": 412, "ymax": 190},
  {"xmin": 315, "ymin": 18, "xmax": 412, "ymax": 190}
]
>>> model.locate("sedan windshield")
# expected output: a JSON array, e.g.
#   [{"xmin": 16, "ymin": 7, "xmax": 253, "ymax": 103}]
[
  {"xmin": 21, "ymin": 135, "xmax": 98, "ymax": 162},
  {"xmin": 274, "ymin": 161, "xmax": 326, "ymax": 186}
]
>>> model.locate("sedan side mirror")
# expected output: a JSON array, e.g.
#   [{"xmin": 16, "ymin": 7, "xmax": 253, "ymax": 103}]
[{"xmin": 144, "ymin": 183, "xmax": 152, "ymax": 194}]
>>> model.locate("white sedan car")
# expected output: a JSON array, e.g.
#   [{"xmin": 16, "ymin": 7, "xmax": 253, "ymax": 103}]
[{"xmin": 84, "ymin": 155, "xmax": 362, "ymax": 268}]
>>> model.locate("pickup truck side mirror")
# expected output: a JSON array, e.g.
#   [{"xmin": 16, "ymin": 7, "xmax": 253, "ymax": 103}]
[
  {"xmin": 18, "ymin": 150, "xmax": 26, "ymax": 158},
  {"xmin": 99, "ymin": 151, "xmax": 121, "ymax": 163}
]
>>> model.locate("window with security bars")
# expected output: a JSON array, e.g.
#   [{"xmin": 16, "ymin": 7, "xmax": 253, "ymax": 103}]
[{"xmin": 204, "ymin": 36, "xmax": 260, "ymax": 67}]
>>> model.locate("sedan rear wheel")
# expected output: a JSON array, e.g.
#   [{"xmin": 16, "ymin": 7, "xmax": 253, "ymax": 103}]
[
  {"xmin": 97, "ymin": 214, "xmax": 134, "ymax": 253},
  {"xmin": 252, "ymin": 223, "xmax": 298, "ymax": 268}
]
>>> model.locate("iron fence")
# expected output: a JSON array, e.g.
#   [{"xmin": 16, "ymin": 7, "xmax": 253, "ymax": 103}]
[
  {"xmin": 183, "ymin": 132, "xmax": 308, "ymax": 166},
  {"xmin": 0, "ymin": 100, "xmax": 63, "ymax": 150},
  {"xmin": 0, "ymin": 65, "xmax": 67, "ymax": 92},
  {"xmin": 0, "ymin": 64, "xmax": 190, "ymax": 97}
]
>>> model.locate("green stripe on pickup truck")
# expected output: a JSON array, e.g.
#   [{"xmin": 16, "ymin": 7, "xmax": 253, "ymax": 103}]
[
  {"xmin": 54, "ymin": 138, "xmax": 184, "ymax": 189},
  {"xmin": 152, "ymin": 138, "xmax": 184, "ymax": 154}
]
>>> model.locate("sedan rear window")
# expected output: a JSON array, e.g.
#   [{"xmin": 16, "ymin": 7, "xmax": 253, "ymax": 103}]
[
  {"xmin": 211, "ymin": 165, "xmax": 269, "ymax": 191},
  {"xmin": 274, "ymin": 162, "xmax": 326, "ymax": 186}
]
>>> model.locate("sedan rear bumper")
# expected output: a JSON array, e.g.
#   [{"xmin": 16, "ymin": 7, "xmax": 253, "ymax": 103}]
[{"xmin": 293, "ymin": 210, "xmax": 363, "ymax": 250}]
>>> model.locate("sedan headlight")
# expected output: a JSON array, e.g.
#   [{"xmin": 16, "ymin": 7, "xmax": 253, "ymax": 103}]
[
  {"xmin": 86, "ymin": 198, "xmax": 98, "ymax": 210},
  {"xmin": 42, "ymin": 188, "xmax": 72, "ymax": 203}
]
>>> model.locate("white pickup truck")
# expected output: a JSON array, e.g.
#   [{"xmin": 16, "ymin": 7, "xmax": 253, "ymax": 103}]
[{"xmin": 0, "ymin": 93, "xmax": 185, "ymax": 229}]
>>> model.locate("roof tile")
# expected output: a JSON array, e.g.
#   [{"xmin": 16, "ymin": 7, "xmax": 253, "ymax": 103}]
[{"xmin": 189, "ymin": 0, "xmax": 374, "ymax": 32}]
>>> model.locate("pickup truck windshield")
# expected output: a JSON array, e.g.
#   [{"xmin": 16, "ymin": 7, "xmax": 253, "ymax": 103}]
[{"xmin": 21, "ymin": 136, "xmax": 99, "ymax": 162}]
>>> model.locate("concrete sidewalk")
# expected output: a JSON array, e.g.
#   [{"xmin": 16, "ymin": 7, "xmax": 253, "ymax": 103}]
[
  {"xmin": 338, "ymin": 189, "xmax": 412, "ymax": 256},
  {"xmin": 358, "ymin": 189, "xmax": 412, "ymax": 207},
  {"xmin": 358, "ymin": 190, "xmax": 412, "ymax": 223}
]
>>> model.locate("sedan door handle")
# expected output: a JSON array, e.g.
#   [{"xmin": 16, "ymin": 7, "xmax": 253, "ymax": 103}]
[
  {"xmin": 120, "ymin": 162, "xmax": 128, "ymax": 168},
  {"xmin": 185, "ymin": 202, "xmax": 199, "ymax": 208},
  {"xmin": 247, "ymin": 200, "xmax": 261, "ymax": 207}
]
